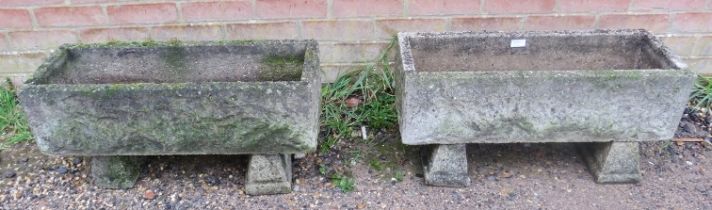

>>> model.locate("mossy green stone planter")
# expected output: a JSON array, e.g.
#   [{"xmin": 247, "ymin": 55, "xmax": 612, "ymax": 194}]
[
  {"xmin": 19, "ymin": 40, "xmax": 320, "ymax": 156},
  {"xmin": 18, "ymin": 40, "xmax": 320, "ymax": 194}
]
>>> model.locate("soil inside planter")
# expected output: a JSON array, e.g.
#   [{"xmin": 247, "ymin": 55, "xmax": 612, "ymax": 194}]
[
  {"xmin": 407, "ymin": 32, "xmax": 674, "ymax": 72},
  {"xmin": 41, "ymin": 44, "xmax": 306, "ymax": 84}
]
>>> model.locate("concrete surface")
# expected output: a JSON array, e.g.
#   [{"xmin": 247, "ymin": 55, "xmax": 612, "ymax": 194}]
[
  {"xmin": 423, "ymin": 144, "xmax": 471, "ymax": 187},
  {"xmin": 579, "ymin": 142, "xmax": 642, "ymax": 183},
  {"xmin": 91, "ymin": 156, "xmax": 146, "ymax": 189},
  {"xmin": 18, "ymin": 40, "xmax": 321, "ymax": 156},
  {"xmin": 395, "ymin": 29, "xmax": 695, "ymax": 145},
  {"xmin": 245, "ymin": 154, "xmax": 292, "ymax": 195}
]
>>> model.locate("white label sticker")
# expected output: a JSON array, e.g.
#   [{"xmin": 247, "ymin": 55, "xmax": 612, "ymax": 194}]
[{"xmin": 510, "ymin": 39, "xmax": 526, "ymax": 48}]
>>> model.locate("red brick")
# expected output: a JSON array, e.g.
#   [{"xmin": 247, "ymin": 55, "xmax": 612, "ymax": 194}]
[
  {"xmin": 108, "ymin": 3, "xmax": 178, "ymax": 25},
  {"xmin": 686, "ymin": 58, "xmax": 712, "ymax": 75},
  {"xmin": 333, "ymin": 0, "xmax": 403, "ymax": 17},
  {"xmin": 70, "ymin": 0, "xmax": 116, "ymax": 4},
  {"xmin": 0, "ymin": 9, "xmax": 32, "ymax": 29},
  {"xmin": 35, "ymin": 6, "xmax": 107, "ymax": 27},
  {"xmin": 320, "ymin": 63, "xmax": 369, "ymax": 82},
  {"xmin": 658, "ymin": 35, "xmax": 698, "ymax": 56},
  {"xmin": 0, "ymin": 0, "xmax": 64, "ymax": 7},
  {"xmin": 450, "ymin": 17, "xmax": 522, "ymax": 31},
  {"xmin": 0, "ymin": 52, "xmax": 49, "ymax": 74},
  {"xmin": 483, "ymin": 0, "xmax": 555, "ymax": 14},
  {"xmin": 255, "ymin": 0, "xmax": 326, "ymax": 19},
  {"xmin": 224, "ymin": 21, "xmax": 298, "ymax": 40},
  {"xmin": 523, "ymin": 15, "xmax": 595, "ymax": 30},
  {"xmin": 375, "ymin": 18, "xmax": 447, "ymax": 39},
  {"xmin": 302, "ymin": 20, "xmax": 374, "ymax": 41},
  {"xmin": 182, "ymin": 1, "xmax": 251, "ymax": 22},
  {"xmin": 0, "ymin": 33, "xmax": 9, "ymax": 51},
  {"xmin": 150, "ymin": 25, "xmax": 223, "ymax": 41},
  {"xmin": 597, "ymin": 14, "xmax": 670, "ymax": 33},
  {"xmin": 79, "ymin": 27, "xmax": 149, "ymax": 43},
  {"xmin": 9, "ymin": 30, "xmax": 78, "ymax": 50},
  {"xmin": 672, "ymin": 13, "xmax": 712, "ymax": 33},
  {"xmin": 630, "ymin": 0, "xmax": 706, "ymax": 11},
  {"xmin": 693, "ymin": 36, "xmax": 712, "ymax": 56},
  {"xmin": 408, "ymin": 0, "xmax": 480, "ymax": 16},
  {"xmin": 557, "ymin": 0, "xmax": 630, "ymax": 13}
]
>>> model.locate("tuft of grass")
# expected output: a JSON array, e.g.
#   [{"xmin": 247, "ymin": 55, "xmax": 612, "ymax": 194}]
[
  {"xmin": 319, "ymin": 37, "xmax": 398, "ymax": 152},
  {"xmin": 1, "ymin": 79, "xmax": 32, "ymax": 149},
  {"xmin": 369, "ymin": 159, "xmax": 384, "ymax": 171},
  {"xmin": 332, "ymin": 175, "xmax": 356, "ymax": 192},
  {"xmin": 317, "ymin": 37, "xmax": 400, "ymax": 191},
  {"xmin": 393, "ymin": 170, "xmax": 405, "ymax": 182},
  {"xmin": 319, "ymin": 136, "xmax": 339, "ymax": 154},
  {"xmin": 691, "ymin": 76, "xmax": 712, "ymax": 108}
]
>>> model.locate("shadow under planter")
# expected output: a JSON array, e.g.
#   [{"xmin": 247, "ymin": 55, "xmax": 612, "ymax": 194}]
[
  {"xmin": 18, "ymin": 40, "xmax": 321, "ymax": 195},
  {"xmin": 395, "ymin": 29, "xmax": 695, "ymax": 187}
]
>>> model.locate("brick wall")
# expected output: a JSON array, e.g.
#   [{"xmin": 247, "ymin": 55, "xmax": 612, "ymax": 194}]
[{"xmin": 1, "ymin": 0, "xmax": 712, "ymax": 84}]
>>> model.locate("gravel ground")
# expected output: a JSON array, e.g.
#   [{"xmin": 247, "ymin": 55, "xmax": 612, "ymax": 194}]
[
  {"xmin": 1, "ymin": 139, "xmax": 710, "ymax": 209},
  {"xmin": 1, "ymin": 108, "xmax": 712, "ymax": 209}
]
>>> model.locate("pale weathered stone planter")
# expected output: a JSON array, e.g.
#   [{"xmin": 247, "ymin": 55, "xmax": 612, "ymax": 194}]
[
  {"xmin": 395, "ymin": 30, "xmax": 695, "ymax": 187},
  {"xmin": 19, "ymin": 40, "xmax": 321, "ymax": 194}
]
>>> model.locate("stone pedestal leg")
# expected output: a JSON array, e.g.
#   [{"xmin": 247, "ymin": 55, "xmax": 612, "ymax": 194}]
[
  {"xmin": 245, "ymin": 154, "xmax": 292, "ymax": 195},
  {"xmin": 91, "ymin": 156, "xmax": 145, "ymax": 189},
  {"xmin": 293, "ymin": 153, "xmax": 306, "ymax": 159},
  {"xmin": 579, "ymin": 142, "xmax": 641, "ymax": 183},
  {"xmin": 423, "ymin": 144, "xmax": 470, "ymax": 187}
]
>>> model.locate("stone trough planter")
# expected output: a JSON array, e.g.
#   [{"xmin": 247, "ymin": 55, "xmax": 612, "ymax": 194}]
[
  {"xmin": 18, "ymin": 40, "xmax": 321, "ymax": 195},
  {"xmin": 395, "ymin": 29, "xmax": 695, "ymax": 187}
]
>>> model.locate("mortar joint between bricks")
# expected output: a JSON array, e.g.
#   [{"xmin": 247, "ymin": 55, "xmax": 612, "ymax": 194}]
[
  {"xmin": 324, "ymin": 0, "xmax": 333, "ymax": 19},
  {"xmin": 27, "ymin": 8, "xmax": 39, "ymax": 30},
  {"xmin": 296, "ymin": 20, "xmax": 304, "ymax": 39},
  {"xmin": 175, "ymin": 2, "xmax": 184, "ymax": 23},
  {"xmin": 626, "ymin": 0, "xmax": 634, "ymax": 13},
  {"xmin": 250, "ymin": 0, "xmax": 257, "ymax": 19}
]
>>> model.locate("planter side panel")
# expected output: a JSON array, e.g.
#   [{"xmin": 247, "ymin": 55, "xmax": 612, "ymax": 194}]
[
  {"xmin": 19, "ymin": 83, "xmax": 318, "ymax": 155},
  {"xmin": 400, "ymin": 70, "xmax": 695, "ymax": 145}
]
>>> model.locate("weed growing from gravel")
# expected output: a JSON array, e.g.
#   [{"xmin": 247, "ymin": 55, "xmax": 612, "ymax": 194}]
[
  {"xmin": 332, "ymin": 175, "xmax": 356, "ymax": 192},
  {"xmin": 0, "ymin": 79, "xmax": 32, "ymax": 149},
  {"xmin": 690, "ymin": 76, "xmax": 712, "ymax": 108},
  {"xmin": 319, "ymin": 37, "xmax": 398, "ymax": 153},
  {"xmin": 318, "ymin": 37, "xmax": 400, "ymax": 192}
]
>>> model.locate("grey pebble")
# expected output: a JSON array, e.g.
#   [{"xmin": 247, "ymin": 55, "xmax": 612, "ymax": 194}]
[
  {"xmin": 205, "ymin": 175, "xmax": 221, "ymax": 186},
  {"xmin": 72, "ymin": 158, "xmax": 82, "ymax": 165},
  {"xmin": 55, "ymin": 166, "xmax": 68, "ymax": 174},
  {"xmin": 2, "ymin": 169, "xmax": 16, "ymax": 178}
]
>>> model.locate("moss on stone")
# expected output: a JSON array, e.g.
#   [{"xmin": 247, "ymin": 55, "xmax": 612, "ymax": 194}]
[
  {"xmin": 259, "ymin": 54, "xmax": 304, "ymax": 81},
  {"xmin": 66, "ymin": 39, "xmax": 267, "ymax": 50},
  {"xmin": 215, "ymin": 40, "xmax": 259, "ymax": 45},
  {"xmin": 161, "ymin": 41, "xmax": 188, "ymax": 75},
  {"xmin": 68, "ymin": 39, "xmax": 162, "ymax": 49},
  {"xmin": 91, "ymin": 156, "xmax": 144, "ymax": 189},
  {"xmin": 49, "ymin": 112, "xmax": 310, "ymax": 155},
  {"xmin": 449, "ymin": 116, "xmax": 623, "ymax": 141}
]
